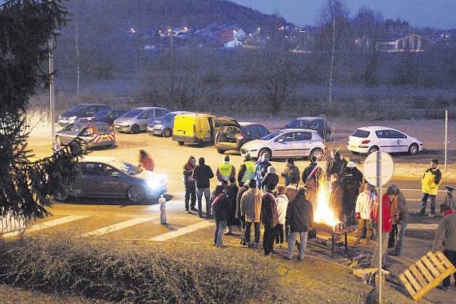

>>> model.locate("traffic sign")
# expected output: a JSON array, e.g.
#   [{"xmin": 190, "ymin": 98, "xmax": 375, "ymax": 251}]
[{"xmin": 363, "ymin": 151, "xmax": 394, "ymax": 186}]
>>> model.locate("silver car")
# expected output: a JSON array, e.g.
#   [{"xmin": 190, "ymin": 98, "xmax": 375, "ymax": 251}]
[
  {"xmin": 240, "ymin": 128, "xmax": 326, "ymax": 160},
  {"xmin": 53, "ymin": 156, "xmax": 167, "ymax": 203},
  {"xmin": 147, "ymin": 111, "xmax": 192, "ymax": 137},
  {"xmin": 113, "ymin": 107, "xmax": 169, "ymax": 134},
  {"xmin": 55, "ymin": 121, "xmax": 115, "ymax": 149}
]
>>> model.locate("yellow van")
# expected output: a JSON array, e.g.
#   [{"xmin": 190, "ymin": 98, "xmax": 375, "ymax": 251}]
[{"xmin": 172, "ymin": 113, "xmax": 234, "ymax": 146}]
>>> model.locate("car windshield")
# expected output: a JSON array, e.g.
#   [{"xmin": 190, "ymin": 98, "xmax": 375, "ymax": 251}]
[
  {"xmin": 260, "ymin": 130, "xmax": 283, "ymax": 140},
  {"xmin": 68, "ymin": 105, "xmax": 87, "ymax": 113},
  {"xmin": 122, "ymin": 109, "xmax": 143, "ymax": 118},
  {"xmin": 162, "ymin": 113, "xmax": 176, "ymax": 122},
  {"xmin": 109, "ymin": 159, "xmax": 141, "ymax": 175},
  {"xmin": 94, "ymin": 109, "xmax": 109, "ymax": 118}
]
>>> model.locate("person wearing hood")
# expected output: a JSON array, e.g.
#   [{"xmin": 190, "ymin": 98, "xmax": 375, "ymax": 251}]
[
  {"xmin": 238, "ymin": 153, "xmax": 256, "ymax": 187},
  {"xmin": 183, "ymin": 156, "xmax": 197, "ymax": 213},
  {"xmin": 240, "ymin": 179, "xmax": 262, "ymax": 247},
  {"xmin": 255, "ymin": 153, "xmax": 271, "ymax": 189},
  {"xmin": 216, "ymin": 155, "xmax": 236, "ymax": 184},
  {"xmin": 261, "ymin": 165, "xmax": 279, "ymax": 191},
  {"xmin": 327, "ymin": 151, "xmax": 347, "ymax": 179}
]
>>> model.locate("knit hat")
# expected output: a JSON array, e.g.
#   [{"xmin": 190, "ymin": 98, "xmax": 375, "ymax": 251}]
[
  {"xmin": 224, "ymin": 155, "xmax": 230, "ymax": 162},
  {"xmin": 431, "ymin": 159, "xmax": 439, "ymax": 165}
]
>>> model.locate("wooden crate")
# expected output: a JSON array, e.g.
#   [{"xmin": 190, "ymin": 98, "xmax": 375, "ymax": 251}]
[{"xmin": 399, "ymin": 251, "xmax": 456, "ymax": 301}]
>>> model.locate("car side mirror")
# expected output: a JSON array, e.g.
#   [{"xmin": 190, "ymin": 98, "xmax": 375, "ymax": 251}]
[{"xmin": 278, "ymin": 138, "xmax": 284, "ymax": 143}]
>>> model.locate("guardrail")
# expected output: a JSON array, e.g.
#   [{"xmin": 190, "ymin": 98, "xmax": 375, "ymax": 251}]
[{"xmin": 0, "ymin": 213, "xmax": 27, "ymax": 237}]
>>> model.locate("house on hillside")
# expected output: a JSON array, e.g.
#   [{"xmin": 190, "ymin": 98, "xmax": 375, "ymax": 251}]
[{"xmin": 376, "ymin": 34, "xmax": 433, "ymax": 52}]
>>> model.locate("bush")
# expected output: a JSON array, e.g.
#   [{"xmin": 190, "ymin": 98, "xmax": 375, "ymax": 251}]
[{"xmin": 0, "ymin": 236, "xmax": 274, "ymax": 303}]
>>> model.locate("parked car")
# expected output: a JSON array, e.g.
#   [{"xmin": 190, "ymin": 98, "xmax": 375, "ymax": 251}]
[
  {"xmin": 240, "ymin": 129, "xmax": 326, "ymax": 160},
  {"xmin": 52, "ymin": 156, "xmax": 167, "ymax": 203},
  {"xmin": 58, "ymin": 103, "xmax": 111, "ymax": 127},
  {"xmin": 347, "ymin": 126, "xmax": 423, "ymax": 155},
  {"xmin": 113, "ymin": 107, "xmax": 169, "ymax": 134},
  {"xmin": 147, "ymin": 111, "xmax": 192, "ymax": 137},
  {"xmin": 55, "ymin": 121, "xmax": 115, "ymax": 149},
  {"xmin": 284, "ymin": 117, "xmax": 332, "ymax": 141},
  {"xmin": 90, "ymin": 109, "xmax": 128, "ymax": 125},
  {"xmin": 214, "ymin": 121, "xmax": 270, "ymax": 154},
  {"xmin": 172, "ymin": 113, "xmax": 235, "ymax": 146}
]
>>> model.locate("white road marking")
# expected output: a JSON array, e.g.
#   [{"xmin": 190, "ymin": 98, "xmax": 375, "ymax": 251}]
[
  {"xmin": 82, "ymin": 217, "xmax": 154, "ymax": 237},
  {"xmin": 150, "ymin": 220, "xmax": 214, "ymax": 242},
  {"xmin": 407, "ymin": 223, "xmax": 438, "ymax": 230},
  {"xmin": 2, "ymin": 215, "xmax": 89, "ymax": 239}
]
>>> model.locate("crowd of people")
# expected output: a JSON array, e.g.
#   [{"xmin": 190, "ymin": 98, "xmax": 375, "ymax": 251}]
[{"xmin": 140, "ymin": 148, "xmax": 453, "ymax": 290}]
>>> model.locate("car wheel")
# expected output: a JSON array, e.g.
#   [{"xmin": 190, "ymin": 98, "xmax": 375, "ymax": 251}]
[
  {"xmin": 53, "ymin": 187, "xmax": 69, "ymax": 202},
  {"xmin": 177, "ymin": 141, "xmax": 184, "ymax": 146},
  {"xmin": 127, "ymin": 185, "xmax": 145, "ymax": 203},
  {"xmin": 259, "ymin": 148, "xmax": 271, "ymax": 160},
  {"xmin": 408, "ymin": 143, "xmax": 419, "ymax": 155},
  {"xmin": 217, "ymin": 149, "xmax": 224, "ymax": 154},
  {"xmin": 162, "ymin": 128, "xmax": 172, "ymax": 138},
  {"xmin": 310, "ymin": 148, "xmax": 323, "ymax": 161},
  {"xmin": 368, "ymin": 146, "xmax": 379, "ymax": 154},
  {"xmin": 130, "ymin": 124, "xmax": 140, "ymax": 134}
]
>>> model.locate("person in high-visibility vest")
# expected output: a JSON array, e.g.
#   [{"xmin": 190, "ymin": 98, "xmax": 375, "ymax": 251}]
[
  {"xmin": 237, "ymin": 153, "xmax": 256, "ymax": 187},
  {"xmin": 216, "ymin": 155, "xmax": 236, "ymax": 184},
  {"xmin": 418, "ymin": 159, "xmax": 442, "ymax": 218}
]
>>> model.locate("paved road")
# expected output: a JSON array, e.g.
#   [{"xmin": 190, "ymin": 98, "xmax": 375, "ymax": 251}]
[{"xmin": 18, "ymin": 130, "xmax": 451, "ymax": 243}]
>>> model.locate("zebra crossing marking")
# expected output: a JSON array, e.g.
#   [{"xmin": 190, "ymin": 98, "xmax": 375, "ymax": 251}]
[
  {"xmin": 81, "ymin": 217, "xmax": 154, "ymax": 237},
  {"xmin": 150, "ymin": 220, "xmax": 214, "ymax": 242},
  {"xmin": 2, "ymin": 215, "xmax": 89, "ymax": 239}
]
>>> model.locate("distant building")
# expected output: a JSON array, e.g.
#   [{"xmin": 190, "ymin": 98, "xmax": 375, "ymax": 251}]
[{"xmin": 376, "ymin": 34, "xmax": 433, "ymax": 52}]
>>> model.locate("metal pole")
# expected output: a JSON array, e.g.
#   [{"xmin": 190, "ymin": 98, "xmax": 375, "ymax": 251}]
[
  {"xmin": 49, "ymin": 36, "xmax": 56, "ymax": 152},
  {"xmin": 376, "ymin": 151, "xmax": 383, "ymax": 303},
  {"xmin": 444, "ymin": 110, "xmax": 448, "ymax": 172}
]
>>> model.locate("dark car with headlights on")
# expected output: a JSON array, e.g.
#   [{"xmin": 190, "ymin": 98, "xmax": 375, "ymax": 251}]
[
  {"xmin": 52, "ymin": 156, "xmax": 167, "ymax": 203},
  {"xmin": 57, "ymin": 103, "xmax": 111, "ymax": 127},
  {"xmin": 214, "ymin": 121, "xmax": 270, "ymax": 154},
  {"xmin": 55, "ymin": 121, "xmax": 115, "ymax": 149}
]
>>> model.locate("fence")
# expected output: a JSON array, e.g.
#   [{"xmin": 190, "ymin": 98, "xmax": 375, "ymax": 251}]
[{"xmin": 0, "ymin": 212, "xmax": 27, "ymax": 237}]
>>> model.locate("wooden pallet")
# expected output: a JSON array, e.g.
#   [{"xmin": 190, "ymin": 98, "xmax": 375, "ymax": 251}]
[{"xmin": 399, "ymin": 251, "xmax": 456, "ymax": 301}]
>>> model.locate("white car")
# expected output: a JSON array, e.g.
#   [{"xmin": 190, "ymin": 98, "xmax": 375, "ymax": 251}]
[
  {"xmin": 240, "ymin": 129, "xmax": 326, "ymax": 160},
  {"xmin": 347, "ymin": 126, "xmax": 423, "ymax": 155}
]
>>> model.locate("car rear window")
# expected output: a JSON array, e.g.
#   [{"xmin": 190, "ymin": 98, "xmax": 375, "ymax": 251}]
[
  {"xmin": 94, "ymin": 125, "xmax": 111, "ymax": 133},
  {"xmin": 352, "ymin": 129, "xmax": 370, "ymax": 138}
]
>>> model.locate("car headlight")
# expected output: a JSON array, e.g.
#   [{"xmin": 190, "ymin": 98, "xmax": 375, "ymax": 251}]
[
  {"xmin": 68, "ymin": 116, "xmax": 77, "ymax": 122},
  {"xmin": 146, "ymin": 176, "xmax": 166, "ymax": 190},
  {"xmin": 121, "ymin": 121, "xmax": 130, "ymax": 126}
]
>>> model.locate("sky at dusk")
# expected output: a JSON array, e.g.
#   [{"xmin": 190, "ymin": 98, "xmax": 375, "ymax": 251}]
[{"xmin": 230, "ymin": 0, "xmax": 456, "ymax": 30}]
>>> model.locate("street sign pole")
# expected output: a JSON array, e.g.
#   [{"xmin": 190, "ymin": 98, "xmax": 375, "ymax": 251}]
[{"xmin": 364, "ymin": 152, "xmax": 395, "ymax": 304}]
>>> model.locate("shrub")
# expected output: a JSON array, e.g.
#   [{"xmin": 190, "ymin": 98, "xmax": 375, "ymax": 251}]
[{"xmin": 0, "ymin": 236, "xmax": 275, "ymax": 303}]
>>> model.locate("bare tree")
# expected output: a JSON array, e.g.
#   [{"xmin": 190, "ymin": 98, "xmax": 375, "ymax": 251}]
[{"xmin": 317, "ymin": 0, "xmax": 351, "ymax": 104}]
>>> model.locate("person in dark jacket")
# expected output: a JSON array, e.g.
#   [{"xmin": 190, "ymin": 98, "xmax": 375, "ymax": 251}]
[
  {"xmin": 326, "ymin": 151, "xmax": 347, "ymax": 179},
  {"xmin": 261, "ymin": 166, "xmax": 279, "ymax": 191},
  {"xmin": 193, "ymin": 157, "xmax": 214, "ymax": 218},
  {"xmin": 255, "ymin": 154, "xmax": 271, "ymax": 189},
  {"xmin": 236, "ymin": 181, "xmax": 250, "ymax": 245},
  {"xmin": 433, "ymin": 204, "xmax": 456, "ymax": 291},
  {"xmin": 281, "ymin": 158, "xmax": 300, "ymax": 187},
  {"xmin": 183, "ymin": 156, "xmax": 197, "ymax": 212},
  {"xmin": 225, "ymin": 177, "xmax": 240, "ymax": 235},
  {"xmin": 340, "ymin": 161, "xmax": 364, "ymax": 225},
  {"xmin": 283, "ymin": 187, "xmax": 314, "ymax": 260},
  {"xmin": 261, "ymin": 182, "xmax": 278, "ymax": 256},
  {"xmin": 328, "ymin": 173, "xmax": 344, "ymax": 222},
  {"xmin": 211, "ymin": 185, "xmax": 230, "ymax": 248}
]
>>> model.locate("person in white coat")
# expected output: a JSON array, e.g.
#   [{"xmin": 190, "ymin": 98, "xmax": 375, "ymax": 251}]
[
  {"xmin": 354, "ymin": 183, "xmax": 377, "ymax": 245},
  {"xmin": 275, "ymin": 185, "xmax": 289, "ymax": 247}
]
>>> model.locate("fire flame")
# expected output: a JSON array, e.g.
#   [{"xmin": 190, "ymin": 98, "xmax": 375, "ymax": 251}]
[{"xmin": 314, "ymin": 179, "xmax": 341, "ymax": 228}]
